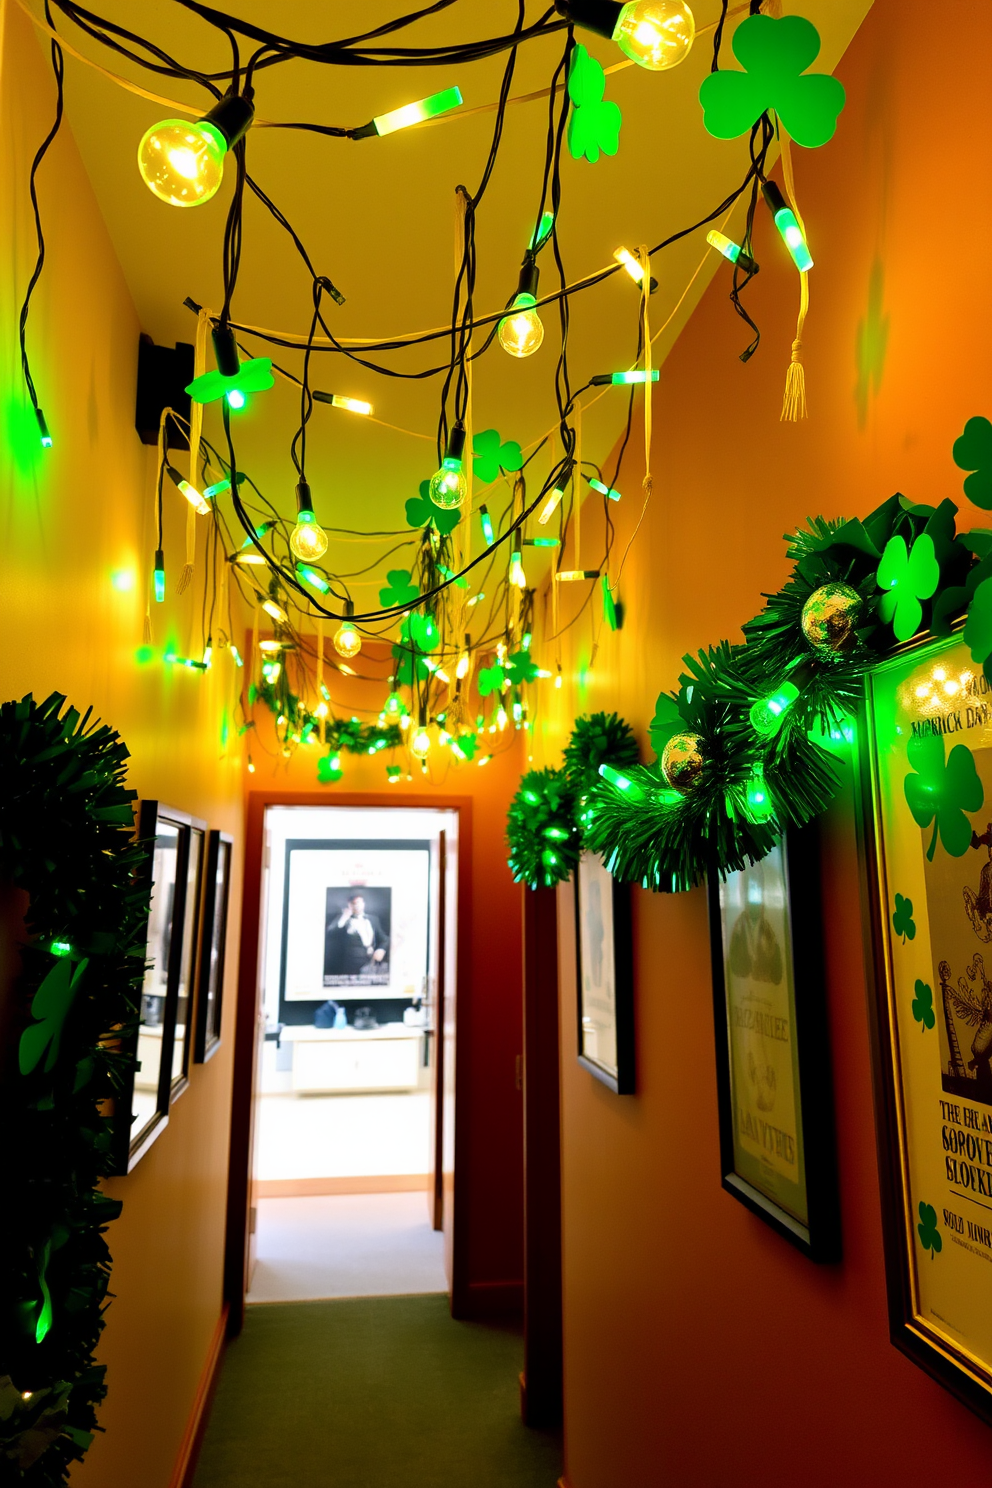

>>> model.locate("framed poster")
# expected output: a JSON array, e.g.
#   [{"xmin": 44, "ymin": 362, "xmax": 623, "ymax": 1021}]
[
  {"xmin": 862, "ymin": 628, "xmax": 992, "ymax": 1422},
  {"xmin": 194, "ymin": 830, "xmax": 233, "ymax": 1062},
  {"xmin": 707, "ymin": 824, "xmax": 840, "ymax": 1260},
  {"xmin": 575, "ymin": 849, "xmax": 635, "ymax": 1094},
  {"xmin": 112, "ymin": 802, "xmax": 204, "ymax": 1172},
  {"xmin": 279, "ymin": 839, "xmax": 431, "ymax": 1023}
]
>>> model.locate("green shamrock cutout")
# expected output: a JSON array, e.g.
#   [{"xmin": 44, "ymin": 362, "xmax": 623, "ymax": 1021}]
[
  {"xmin": 952, "ymin": 416, "xmax": 992, "ymax": 511},
  {"xmin": 186, "ymin": 356, "xmax": 274, "ymax": 406},
  {"xmin": 473, "ymin": 429, "xmax": 523, "ymax": 486},
  {"xmin": 876, "ymin": 533, "xmax": 940, "ymax": 641},
  {"xmin": 477, "ymin": 664, "xmax": 505, "ymax": 697},
  {"xmin": 904, "ymin": 732, "xmax": 983, "ymax": 862},
  {"xmin": 916, "ymin": 1201, "xmax": 942, "ymax": 1258},
  {"xmin": 405, "ymin": 481, "xmax": 461, "ymax": 535},
  {"xmin": 505, "ymin": 649, "xmax": 539, "ymax": 686},
  {"xmin": 19, "ymin": 956, "xmax": 88, "ymax": 1075},
  {"xmin": 911, "ymin": 979, "xmax": 935, "ymax": 1031},
  {"xmin": 406, "ymin": 611, "xmax": 438, "ymax": 652},
  {"xmin": 379, "ymin": 570, "xmax": 420, "ymax": 609},
  {"xmin": 964, "ymin": 576, "xmax": 992, "ymax": 674},
  {"xmin": 649, "ymin": 693, "xmax": 683, "ymax": 761},
  {"xmin": 391, "ymin": 613, "xmax": 437, "ymax": 687},
  {"xmin": 567, "ymin": 45, "xmax": 622, "ymax": 164},
  {"xmin": 454, "ymin": 732, "xmax": 478, "ymax": 760},
  {"xmin": 892, "ymin": 893, "xmax": 916, "ymax": 943},
  {"xmin": 698, "ymin": 15, "xmax": 845, "ymax": 149},
  {"xmin": 317, "ymin": 753, "xmax": 343, "ymax": 784}
]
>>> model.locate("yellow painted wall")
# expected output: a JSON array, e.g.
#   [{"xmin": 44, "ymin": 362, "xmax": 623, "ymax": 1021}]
[{"xmin": 0, "ymin": 4, "xmax": 244, "ymax": 1483}]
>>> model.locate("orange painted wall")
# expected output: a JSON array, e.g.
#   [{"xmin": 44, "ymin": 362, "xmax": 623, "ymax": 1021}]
[
  {"xmin": 534, "ymin": 0, "xmax": 992, "ymax": 1483},
  {"xmin": 0, "ymin": 4, "xmax": 245, "ymax": 1484},
  {"xmin": 245, "ymin": 655, "xmax": 527, "ymax": 1303}
]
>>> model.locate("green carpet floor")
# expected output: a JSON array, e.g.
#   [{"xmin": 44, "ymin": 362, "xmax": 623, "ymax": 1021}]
[{"xmin": 192, "ymin": 1294, "xmax": 562, "ymax": 1488}]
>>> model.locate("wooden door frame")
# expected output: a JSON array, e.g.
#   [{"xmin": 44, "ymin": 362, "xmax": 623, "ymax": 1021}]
[{"xmin": 224, "ymin": 790, "xmax": 473, "ymax": 1334}]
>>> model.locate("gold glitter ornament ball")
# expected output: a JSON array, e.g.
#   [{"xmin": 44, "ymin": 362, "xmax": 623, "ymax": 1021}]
[
  {"xmin": 800, "ymin": 582, "xmax": 862, "ymax": 654},
  {"xmin": 661, "ymin": 732, "xmax": 706, "ymax": 794}
]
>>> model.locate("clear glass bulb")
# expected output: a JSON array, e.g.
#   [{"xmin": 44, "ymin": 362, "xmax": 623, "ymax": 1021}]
[
  {"xmin": 333, "ymin": 622, "xmax": 362, "ymax": 659},
  {"xmin": 612, "ymin": 0, "xmax": 695, "ymax": 71},
  {"xmin": 429, "ymin": 458, "xmax": 468, "ymax": 510},
  {"xmin": 290, "ymin": 510, "xmax": 329, "ymax": 561},
  {"xmin": 497, "ymin": 293, "xmax": 545, "ymax": 358},
  {"xmin": 410, "ymin": 728, "xmax": 432, "ymax": 759},
  {"xmin": 137, "ymin": 118, "xmax": 227, "ymax": 207}
]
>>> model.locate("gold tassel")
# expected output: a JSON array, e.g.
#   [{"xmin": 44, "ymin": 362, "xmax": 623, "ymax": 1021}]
[
  {"xmin": 638, "ymin": 243, "xmax": 654, "ymax": 492},
  {"xmin": 779, "ymin": 133, "xmax": 809, "ymax": 423},
  {"xmin": 177, "ymin": 499, "xmax": 195, "ymax": 594}
]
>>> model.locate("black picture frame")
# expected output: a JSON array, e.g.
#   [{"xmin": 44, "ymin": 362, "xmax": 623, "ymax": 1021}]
[
  {"xmin": 858, "ymin": 627, "xmax": 992, "ymax": 1427},
  {"xmin": 194, "ymin": 830, "xmax": 233, "ymax": 1063},
  {"xmin": 112, "ymin": 801, "xmax": 204, "ymax": 1173},
  {"xmin": 707, "ymin": 821, "xmax": 840, "ymax": 1261},
  {"xmin": 574, "ymin": 849, "xmax": 635, "ymax": 1094}
]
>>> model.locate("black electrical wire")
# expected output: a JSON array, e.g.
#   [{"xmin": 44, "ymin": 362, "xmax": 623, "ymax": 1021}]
[{"xmin": 18, "ymin": 7, "xmax": 64, "ymax": 429}]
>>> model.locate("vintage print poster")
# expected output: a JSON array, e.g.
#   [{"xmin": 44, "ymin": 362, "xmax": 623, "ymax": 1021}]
[
  {"xmin": 717, "ymin": 844, "xmax": 808, "ymax": 1227},
  {"xmin": 323, "ymin": 885, "xmax": 392, "ymax": 988},
  {"xmin": 577, "ymin": 850, "xmax": 618, "ymax": 1078},
  {"xmin": 869, "ymin": 633, "xmax": 992, "ymax": 1392}
]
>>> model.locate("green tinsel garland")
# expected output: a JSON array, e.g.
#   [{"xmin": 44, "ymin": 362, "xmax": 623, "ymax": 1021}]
[
  {"xmin": 0, "ymin": 694, "xmax": 148, "ymax": 1484},
  {"xmin": 506, "ymin": 768, "xmax": 580, "ymax": 889},
  {"xmin": 563, "ymin": 711, "xmax": 639, "ymax": 797}
]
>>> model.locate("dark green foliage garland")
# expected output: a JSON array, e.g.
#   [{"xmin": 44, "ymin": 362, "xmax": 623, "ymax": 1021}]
[
  {"xmin": 563, "ymin": 712, "xmax": 639, "ymax": 797},
  {"xmin": 0, "ymin": 695, "xmax": 149, "ymax": 1484},
  {"xmin": 506, "ymin": 768, "xmax": 580, "ymax": 889}
]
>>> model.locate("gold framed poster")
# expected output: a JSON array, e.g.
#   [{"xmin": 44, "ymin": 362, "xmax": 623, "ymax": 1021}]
[{"xmin": 863, "ymin": 628, "xmax": 992, "ymax": 1421}]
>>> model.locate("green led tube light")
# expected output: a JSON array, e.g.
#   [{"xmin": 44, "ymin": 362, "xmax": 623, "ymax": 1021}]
[
  {"xmin": 761, "ymin": 180, "xmax": 813, "ymax": 272},
  {"xmin": 356, "ymin": 86, "xmax": 463, "ymax": 139},
  {"xmin": 590, "ymin": 369, "xmax": 660, "ymax": 385},
  {"xmin": 586, "ymin": 475, "xmax": 622, "ymax": 501}
]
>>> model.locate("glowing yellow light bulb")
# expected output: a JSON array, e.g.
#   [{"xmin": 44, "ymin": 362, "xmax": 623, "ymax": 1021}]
[
  {"xmin": 612, "ymin": 0, "xmax": 695, "ymax": 70},
  {"xmin": 410, "ymin": 727, "xmax": 432, "ymax": 759},
  {"xmin": 137, "ymin": 119, "xmax": 227, "ymax": 207},
  {"xmin": 456, "ymin": 652, "xmax": 470, "ymax": 680},
  {"xmin": 498, "ymin": 294, "xmax": 544, "ymax": 358},
  {"xmin": 334, "ymin": 621, "xmax": 362, "ymax": 659},
  {"xmin": 290, "ymin": 508, "xmax": 329, "ymax": 561},
  {"xmin": 429, "ymin": 457, "xmax": 467, "ymax": 510}
]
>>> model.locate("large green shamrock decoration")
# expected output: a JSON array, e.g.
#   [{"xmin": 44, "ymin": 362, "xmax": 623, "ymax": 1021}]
[
  {"xmin": 892, "ymin": 893, "xmax": 916, "ymax": 943},
  {"xmin": 904, "ymin": 732, "xmax": 983, "ymax": 862},
  {"xmin": 911, "ymin": 979, "xmax": 935, "ymax": 1032},
  {"xmin": 477, "ymin": 664, "xmax": 505, "ymax": 697},
  {"xmin": 952, "ymin": 416, "xmax": 992, "ymax": 511},
  {"xmin": 567, "ymin": 45, "xmax": 622, "ymax": 164},
  {"xmin": 473, "ymin": 429, "xmax": 523, "ymax": 485},
  {"xmin": 964, "ymin": 576, "xmax": 992, "ymax": 675},
  {"xmin": 453, "ymin": 732, "xmax": 478, "ymax": 760},
  {"xmin": 317, "ymin": 752, "xmax": 343, "ymax": 784},
  {"xmin": 505, "ymin": 649, "xmax": 539, "ymax": 686},
  {"xmin": 406, "ymin": 480, "xmax": 461, "ymax": 535},
  {"xmin": 379, "ymin": 569, "xmax": 420, "ymax": 609},
  {"xmin": 916, "ymin": 1201, "xmax": 942, "ymax": 1258},
  {"xmin": 18, "ymin": 956, "xmax": 88, "ymax": 1075},
  {"xmin": 876, "ymin": 533, "xmax": 940, "ymax": 641},
  {"xmin": 698, "ymin": 15, "xmax": 845, "ymax": 149},
  {"xmin": 407, "ymin": 611, "xmax": 438, "ymax": 652},
  {"xmin": 186, "ymin": 356, "xmax": 274, "ymax": 406}
]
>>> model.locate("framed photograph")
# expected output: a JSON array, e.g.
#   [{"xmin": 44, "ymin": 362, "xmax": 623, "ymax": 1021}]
[
  {"xmin": 278, "ymin": 839, "xmax": 432, "ymax": 1023},
  {"xmin": 707, "ymin": 824, "xmax": 840, "ymax": 1260},
  {"xmin": 575, "ymin": 849, "xmax": 635, "ymax": 1094},
  {"xmin": 113, "ymin": 802, "xmax": 204, "ymax": 1172},
  {"xmin": 194, "ymin": 830, "xmax": 233, "ymax": 1062},
  {"xmin": 862, "ymin": 628, "xmax": 992, "ymax": 1422}
]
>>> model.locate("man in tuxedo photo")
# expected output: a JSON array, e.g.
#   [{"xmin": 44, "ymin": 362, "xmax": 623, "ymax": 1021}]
[{"xmin": 324, "ymin": 890, "xmax": 390, "ymax": 984}]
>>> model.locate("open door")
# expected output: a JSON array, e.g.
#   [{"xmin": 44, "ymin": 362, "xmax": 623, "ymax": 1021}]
[{"xmin": 426, "ymin": 830, "xmax": 447, "ymax": 1231}]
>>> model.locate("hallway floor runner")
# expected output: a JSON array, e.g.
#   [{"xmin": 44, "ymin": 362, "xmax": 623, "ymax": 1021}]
[{"xmin": 191, "ymin": 1294, "xmax": 562, "ymax": 1488}]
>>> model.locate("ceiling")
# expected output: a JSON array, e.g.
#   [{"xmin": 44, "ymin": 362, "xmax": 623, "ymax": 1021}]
[{"xmin": 38, "ymin": 0, "xmax": 872, "ymax": 595}]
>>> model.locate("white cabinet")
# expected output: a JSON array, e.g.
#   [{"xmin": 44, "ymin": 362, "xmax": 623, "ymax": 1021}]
[{"xmin": 285, "ymin": 1025, "xmax": 422, "ymax": 1093}]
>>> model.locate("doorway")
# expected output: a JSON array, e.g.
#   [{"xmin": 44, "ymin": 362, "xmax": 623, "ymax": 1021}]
[{"xmin": 226, "ymin": 797, "xmax": 465, "ymax": 1326}]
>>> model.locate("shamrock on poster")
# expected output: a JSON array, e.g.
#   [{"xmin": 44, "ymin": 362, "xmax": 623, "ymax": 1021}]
[
  {"xmin": 916, "ymin": 1201, "xmax": 942, "ymax": 1258},
  {"xmin": 567, "ymin": 44, "xmax": 622, "ymax": 164},
  {"xmin": 477, "ymin": 664, "xmax": 505, "ymax": 697},
  {"xmin": 379, "ymin": 569, "xmax": 420, "ymax": 609},
  {"xmin": 186, "ymin": 356, "xmax": 274, "ymax": 406},
  {"xmin": 505, "ymin": 649, "xmax": 539, "ymax": 686},
  {"xmin": 19, "ymin": 957, "xmax": 89, "ymax": 1076},
  {"xmin": 876, "ymin": 533, "xmax": 940, "ymax": 641},
  {"xmin": 911, "ymin": 979, "xmax": 936, "ymax": 1032},
  {"xmin": 904, "ymin": 732, "xmax": 983, "ymax": 862},
  {"xmin": 952, "ymin": 416, "xmax": 992, "ymax": 511},
  {"xmin": 405, "ymin": 480, "xmax": 461, "ymax": 535},
  {"xmin": 472, "ymin": 429, "xmax": 523, "ymax": 486},
  {"xmin": 698, "ymin": 14, "xmax": 845, "ymax": 148},
  {"xmin": 892, "ymin": 893, "xmax": 916, "ymax": 943}
]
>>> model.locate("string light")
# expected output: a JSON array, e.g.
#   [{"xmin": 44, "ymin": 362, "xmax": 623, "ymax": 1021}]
[
  {"xmin": 586, "ymin": 475, "xmax": 621, "ymax": 502},
  {"xmin": 411, "ymin": 726, "xmax": 432, "ymax": 759},
  {"xmin": 36, "ymin": 408, "xmax": 52, "ymax": 448},
  {"xmin": 556, "ymin": 569, "xmax": 600, "ymax": 582},
  {"xmin": 297, "ymin": 562, "xmax": 330, "ymax": 593},
  {"xmin": 498, "ymin": 254, "xmax": 544, "ymax": 358},
  {"xmin": 557, "ymin": 0, "xmax": 695, "ymax": 70},
  {"xmin": 749, "ymin": 682, "xmax": 800, "ymax": 737},
  {"xmin": 166, "ymin": 464, "xmax": 209, "ymax": 515},
  {"xmin": 357, "ymin": 85, "xmax": 464, "ymax": 138},
  {"xmin": 333, "ymin": 602, "xmax": 362, "ymax": 659},
  {"xmin": 524, "ymin": 536, "xmax": 559, "ymax": 547},
  {"xmin": 429, "ymin": 423, "xmax": 468, "ymax": 509},
  {"xmin": 761, "ymin": 181, "xmax": 813, "ymax": 272},
  {"xmin": 137, "ymin": 92, "xmax": 255, "ymax": 207},
  {"xmin": 613, "ymin": 247, "xmax": 657, "ymax": 291},
  {"xmin": 313, "ymin": 391, "xmax": 373, "ymax": 416},
  {"xmin": 591, "ymin": 369, "xmax": 660, "ymax": 385},
  {"xmin": 479, "ymin": 505, "xmax": 495, "ymax": 547},
  {"xmin": 706, "ymin": 230, "xmax": 758, "ymax": 274},
  {"xmin": 262, "ymin": 599, "xmax": 288, "ymax": 624},
  {"xmin": 509, "ymin": 550, "xmax": 527, "ymax": 589},
  {"xmin": 154, "ymin": 549, "xmax": 166, "ymax": 604},
  {"xmin": 290, "ymin": 478, "xmax": 329, "ymax": 560}
]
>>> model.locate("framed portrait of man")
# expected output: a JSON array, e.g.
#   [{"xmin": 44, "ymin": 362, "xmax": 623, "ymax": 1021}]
[
  {"xmin": 862, "ymin": 629, "xmax": 992, "ymax": 1423},
  {"xmin": 575, "ymin": 849, "xmax": 635, "ymax": 1094},
  {"xmin": 323, "ymin": 886, "xmax": 392, "ymax": 988},
  {"xmin": 707, "ymin": 822, "xmax": 840, "ymax": 1260}
]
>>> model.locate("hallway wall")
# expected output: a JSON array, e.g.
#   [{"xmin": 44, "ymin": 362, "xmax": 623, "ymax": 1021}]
[
  {"xmin": 533, "ymin": 0, "xmax": 992, "ymax": 1483},
  {"xmin": 245, "ymin": 663, "xmax": 528, "ymax": 1314},
  {"xmin": 0, "ymin": 4, "xmax": 245, "ymax": 1484}
]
